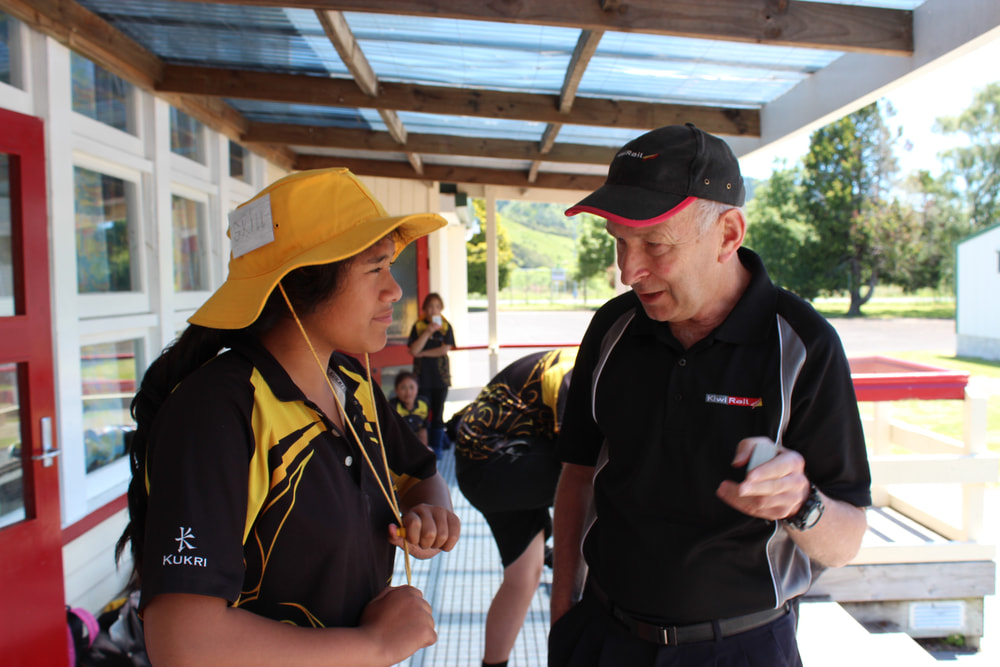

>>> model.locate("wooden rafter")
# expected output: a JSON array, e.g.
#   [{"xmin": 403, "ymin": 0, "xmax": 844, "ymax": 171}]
[
  {"xmin": 163, "ymin": 0, "xmax": 914, "ymax": 55},
  {"xmin": 315, "ymin": 9, "xmax": 422, "ymax": 174},
  {"xmin": 531, "ymin": 29, "xmax": 605, "ymax": 183}
]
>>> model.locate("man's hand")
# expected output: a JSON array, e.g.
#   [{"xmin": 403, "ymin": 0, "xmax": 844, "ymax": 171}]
[{"xmin": 716, "ymin": 437, "xmax": 810, "ymax": 521}]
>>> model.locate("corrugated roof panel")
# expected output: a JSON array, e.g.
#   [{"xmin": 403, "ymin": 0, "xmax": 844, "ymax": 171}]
[
  {"xmin": 391, "ymin": 112, "xmax": 547, "ymax": 142},
  {"xmin": 580, "ymin": 32, "xmax": 839, "ymax": 107},
  {"xmin": 804, "ymin": 0, "xmax": 923, "ymax": 7},
  {"xmin": 228, "ymin": 99, "xmax": 373, "ymax": 129},
  {"xmin": 77, "ymin": 1, "xmax": 345, "ymax": 74},
  {"xmin": 345, "ymin": 12, "xmax": 579, "ymax": 93},
  {"xmin": 556, "ymin": 125, "xmax": 643, "ymax": 147}
]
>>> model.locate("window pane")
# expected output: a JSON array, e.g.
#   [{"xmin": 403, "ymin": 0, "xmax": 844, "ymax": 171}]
[
  {"xmin": 70, "ymin": 52, "xmax": 133, "ymax": 133},
  {"xmin": 170, "ymin": 108, "xmax": 205, "ymax": 163},
  {"xmin": 74, "ymin": 167, "xmax": 137, "ymax": 294},
  {"xmin": 172, "ymin": 195, "xmax": 208, "ymax": 291},
  {"xmin": 81, "ymin": 340, "xmax": 141, "ymax": 473},
  {"xmin": 0, "ymin": 12, "xmax": 12, "ymax": 87},
  {"xmin": 389, "ymin": 242, "xmax": 418, "ymax": 342},
  {"xmin": 229, "ymin": 141, "xmax": 248, "ymax": 182},
  {"xmin": 0, "ymin": 153, "xmax": 14, "ymax": 316},
  {"xmin": 0, "ymin": 362, "xmax": 25, "ymax": 528}
]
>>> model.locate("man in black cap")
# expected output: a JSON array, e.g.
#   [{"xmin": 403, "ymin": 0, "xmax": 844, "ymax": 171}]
[{"xmin": 548, "ymin": 124, "xmax": 871, "ymax": 666}]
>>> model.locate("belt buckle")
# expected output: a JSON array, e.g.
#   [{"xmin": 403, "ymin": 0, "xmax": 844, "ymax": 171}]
[{"xmin": 659, "ymin": 626, "xmax": 675, "ymax": 645}]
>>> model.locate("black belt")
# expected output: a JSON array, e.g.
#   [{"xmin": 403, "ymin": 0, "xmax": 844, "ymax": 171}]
[{"xmin": 587, "ymin": 579, "xmax": 791, "ymax": 645}]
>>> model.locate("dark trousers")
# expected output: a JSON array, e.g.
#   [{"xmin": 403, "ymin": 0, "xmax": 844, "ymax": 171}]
[{"xmin": 548, "ymin": 594, "xmax": 803, "ymax": 667}]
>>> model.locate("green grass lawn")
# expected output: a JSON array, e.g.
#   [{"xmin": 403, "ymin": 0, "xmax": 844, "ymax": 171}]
[{"xmin": 814, "ymin": 298, "xmax": 956, "ymax": 319}]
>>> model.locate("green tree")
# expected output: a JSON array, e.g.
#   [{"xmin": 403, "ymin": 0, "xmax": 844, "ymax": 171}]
[
  {"xmin": 801, "ymin": 102, "xmax": 901, "ymax": 316},
  {"xmin": 935, "ymin": 81, "xmax": 1000, "ymax": 228},
  {"xmin": 467, "ymin": 199, "xmax": 515, "ymax": 294},
  {"xmin": 896, "ymin": 169, "xmax": 972, "ymax": 292},
  {"xmin": 745, "ymin": 165, "xmax": 823, "ymax": 299},
  {"xmin": 574, "ymin": 212, "xmax": 615, "ymax": 302}
]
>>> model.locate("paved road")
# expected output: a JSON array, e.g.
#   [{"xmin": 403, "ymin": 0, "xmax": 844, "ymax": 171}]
[{"xmin": 461, "ymin": 309, "xmax": 957, "ymax": 359}]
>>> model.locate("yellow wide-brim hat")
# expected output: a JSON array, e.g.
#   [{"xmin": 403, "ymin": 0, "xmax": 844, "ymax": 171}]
[{"xmin": 189, "ymin": 168, "xmax": 447, "ymax": 329}]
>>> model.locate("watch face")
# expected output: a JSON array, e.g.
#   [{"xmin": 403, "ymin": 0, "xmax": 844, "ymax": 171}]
[{"xmin": 802, "ymin": 503, "xmax": 823, "ymax": 528}]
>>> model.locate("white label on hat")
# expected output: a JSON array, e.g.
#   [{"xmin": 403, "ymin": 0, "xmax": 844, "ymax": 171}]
[{"xmin": 229, "ymin": 194, "xmax": 275, "ymax": 258}]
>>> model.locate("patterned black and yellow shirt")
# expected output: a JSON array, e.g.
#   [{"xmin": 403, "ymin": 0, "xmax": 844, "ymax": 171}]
[{"xmin": 454, "ymin": 348, "xmax": 577, "ymax": 462}]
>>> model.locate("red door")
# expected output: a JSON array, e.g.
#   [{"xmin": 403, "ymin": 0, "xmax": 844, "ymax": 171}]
[{"xmin": 0, "ymin": 109, "xmax": 66, "ymax": 665}]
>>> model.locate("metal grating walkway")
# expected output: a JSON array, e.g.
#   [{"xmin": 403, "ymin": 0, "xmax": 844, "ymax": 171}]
[{"xmin": 393, "ymin": 447, "xmax": 552, "ymax": 667}]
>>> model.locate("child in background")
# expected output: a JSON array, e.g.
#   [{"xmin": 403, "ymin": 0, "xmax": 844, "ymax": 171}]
[{"xmin": 391, "ymin": 371, "xmax": 430, "ymax": 447}]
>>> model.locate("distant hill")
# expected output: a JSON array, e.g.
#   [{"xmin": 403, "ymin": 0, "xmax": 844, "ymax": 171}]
[
  {"xmin": 498, "ymin": 200, "xmax": 575, "ymax": 238},
  {"xmin": 503, "ymin": 217, "xmax": 577, "ymax": 271}
]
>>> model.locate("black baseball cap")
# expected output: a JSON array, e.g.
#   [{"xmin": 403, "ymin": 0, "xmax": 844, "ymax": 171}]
[{"xmin": 565, "ymin": 123, "xmax": 745, "ymax": 227}]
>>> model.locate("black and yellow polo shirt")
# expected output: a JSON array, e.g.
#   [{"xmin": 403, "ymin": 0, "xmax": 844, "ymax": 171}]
[
  {"xmin": 139, "ymin": 335, "xmax": 436, "ymax": 628},
  {"xmin": 455, "ymin": 348, "xmax": 577, "ymax": 462},
  {"xmin": 390, "ymin": 396, "xmax": 430, "ymax": 435}
]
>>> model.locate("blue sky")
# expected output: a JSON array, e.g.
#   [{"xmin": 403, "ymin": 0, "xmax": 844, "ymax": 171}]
[{"xmin": 740, "ymin": 35, "xmax": 1000, "ymax": 181}]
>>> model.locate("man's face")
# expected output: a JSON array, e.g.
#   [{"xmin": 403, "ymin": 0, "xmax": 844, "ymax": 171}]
[{"xmin": 606, "ymin": 206, "xmax": 723, "ymax": 323}]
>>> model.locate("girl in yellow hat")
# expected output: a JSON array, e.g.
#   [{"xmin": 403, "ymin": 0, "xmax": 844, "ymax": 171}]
[{"xmin": 117, "ymin": 169, "xmax": 461, "ymax": 665}]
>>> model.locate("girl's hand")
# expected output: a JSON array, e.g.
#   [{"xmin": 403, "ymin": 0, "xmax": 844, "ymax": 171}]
[{"xmin": 388, "ymin": 503, "xmax": 461, "ymax": 559}]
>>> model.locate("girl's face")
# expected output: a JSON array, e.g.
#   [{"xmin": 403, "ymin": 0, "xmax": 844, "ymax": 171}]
[
  {"xmin": 396, "ymin": 377, "xmax": 419, "ymax": 407},
  {"xmin": 423, "ymin": 298, "xmax": 443, "ymax": 319},
  {"xmin": 304, "ymin": 237, "xmax": 401, "ymax": 355}
]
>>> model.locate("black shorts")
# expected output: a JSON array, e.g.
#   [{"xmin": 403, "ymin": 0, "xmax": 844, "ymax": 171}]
[
  {"xmin": 549, "ymin": 593, "xmax": 802, "ymax": 667},
  {"xmin": 455, "ymin": 435, "xmax": 562, "ymax": 567}
]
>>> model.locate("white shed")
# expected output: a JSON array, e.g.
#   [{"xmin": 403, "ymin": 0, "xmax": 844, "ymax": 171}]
[{"xmin": 956, "ymin": 222, "xmax": 1000, "ymax": 361}]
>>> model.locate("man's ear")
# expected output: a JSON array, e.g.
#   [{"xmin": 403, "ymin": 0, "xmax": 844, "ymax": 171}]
[{"xmin": 718, "ymin": 208, "xmax": 746, "ymax": 262}]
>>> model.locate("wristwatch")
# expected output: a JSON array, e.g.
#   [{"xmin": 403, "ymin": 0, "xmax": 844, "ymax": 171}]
[{"xmin": 782, "ymin": 484, "xmax": 825, "ymax": 531}]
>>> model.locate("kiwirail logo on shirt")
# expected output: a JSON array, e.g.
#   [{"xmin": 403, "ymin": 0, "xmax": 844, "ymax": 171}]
[
  {"xmin": 705, "ymin": 393, "xmax": 763, "ymax": 408},
  {"xmin": 162, "ymin": 526, "xmax": 208, "ymax": 567}
]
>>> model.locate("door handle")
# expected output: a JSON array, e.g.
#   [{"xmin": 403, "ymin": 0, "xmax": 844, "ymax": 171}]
[{"xmin": 30, "ymin": 416, "xmax": 59, "ymax": 467}]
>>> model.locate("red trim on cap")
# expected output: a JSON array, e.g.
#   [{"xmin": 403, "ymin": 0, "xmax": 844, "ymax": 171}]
[{"xmin": 565, "ymin": 196, "xmax": 697, "ymax": 227}]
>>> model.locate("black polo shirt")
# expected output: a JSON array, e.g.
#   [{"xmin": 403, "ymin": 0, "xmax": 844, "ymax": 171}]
[
  {"xmin": 556, "ymin": 248, "xmax": 871, "ymax": 624},
  {"xmin": 139, "ymin": 335, "xmax": 436, "ymax": 628}
]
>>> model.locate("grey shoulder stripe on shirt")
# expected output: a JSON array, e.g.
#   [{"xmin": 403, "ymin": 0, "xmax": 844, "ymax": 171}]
[{"xmin": 592, "ymin": 308, "xmax": 636, "ymax": 423}]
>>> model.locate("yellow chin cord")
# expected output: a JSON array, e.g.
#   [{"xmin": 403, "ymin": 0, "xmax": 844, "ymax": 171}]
[{"xmin": 278, "ymin": 284, "xmax": 412, "ymax": 585}]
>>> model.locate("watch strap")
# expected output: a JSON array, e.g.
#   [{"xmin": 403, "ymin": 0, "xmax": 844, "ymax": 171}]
[{"xmin": 782, "ymin": 484, "xmax": 824, "ymax": 531}]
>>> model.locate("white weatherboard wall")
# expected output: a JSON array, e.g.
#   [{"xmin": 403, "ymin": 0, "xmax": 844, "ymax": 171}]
[{"xmin": 956, "ymin": 223, "xmax": 1000, "ymax": 361}]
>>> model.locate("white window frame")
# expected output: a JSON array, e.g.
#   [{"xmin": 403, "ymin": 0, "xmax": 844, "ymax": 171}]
[
  {"xmin": 170, "ymin": 183, "xmax": 215, "ymax": 310},
  {"xmin": 0, "ymin": 13, "xmax": 29, "ymax": 115},
  {"xmin": 68, "ymin": 51, "xmax": 139, "ymax": 138},
  {"xmin": 61, "ymin": 325, "xmax": 153, "ymax": 524},
  {"xmin": 71, "ymin": 152, "xmax": 151, "ymax": 318}
]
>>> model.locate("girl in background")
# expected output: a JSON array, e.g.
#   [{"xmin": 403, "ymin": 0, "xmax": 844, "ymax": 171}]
[{"xmin": 407, "ymin": 292, "xmax": 456, "ymax": 457}]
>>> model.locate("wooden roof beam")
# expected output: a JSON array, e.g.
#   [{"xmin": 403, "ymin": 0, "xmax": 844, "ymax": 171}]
[
  {"xmin": 171, "ymin": 0, "xmax": 913, "ymax": 56},
  {"xmin": 157, "ymin": 66, "xmax": 760, "ymax": 137},
  {"xmin": 247, "ymin": 123, "xmax": 617, "ymax": 164},
  {"xmin": 295, "ymin": 155, "xmax": 605, "ymax": 191}
]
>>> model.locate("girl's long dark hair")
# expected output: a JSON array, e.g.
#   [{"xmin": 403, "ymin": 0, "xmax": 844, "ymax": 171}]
[{"xmin": 115, "ymin": 260, "xmax": 350, "ymax": 585}]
